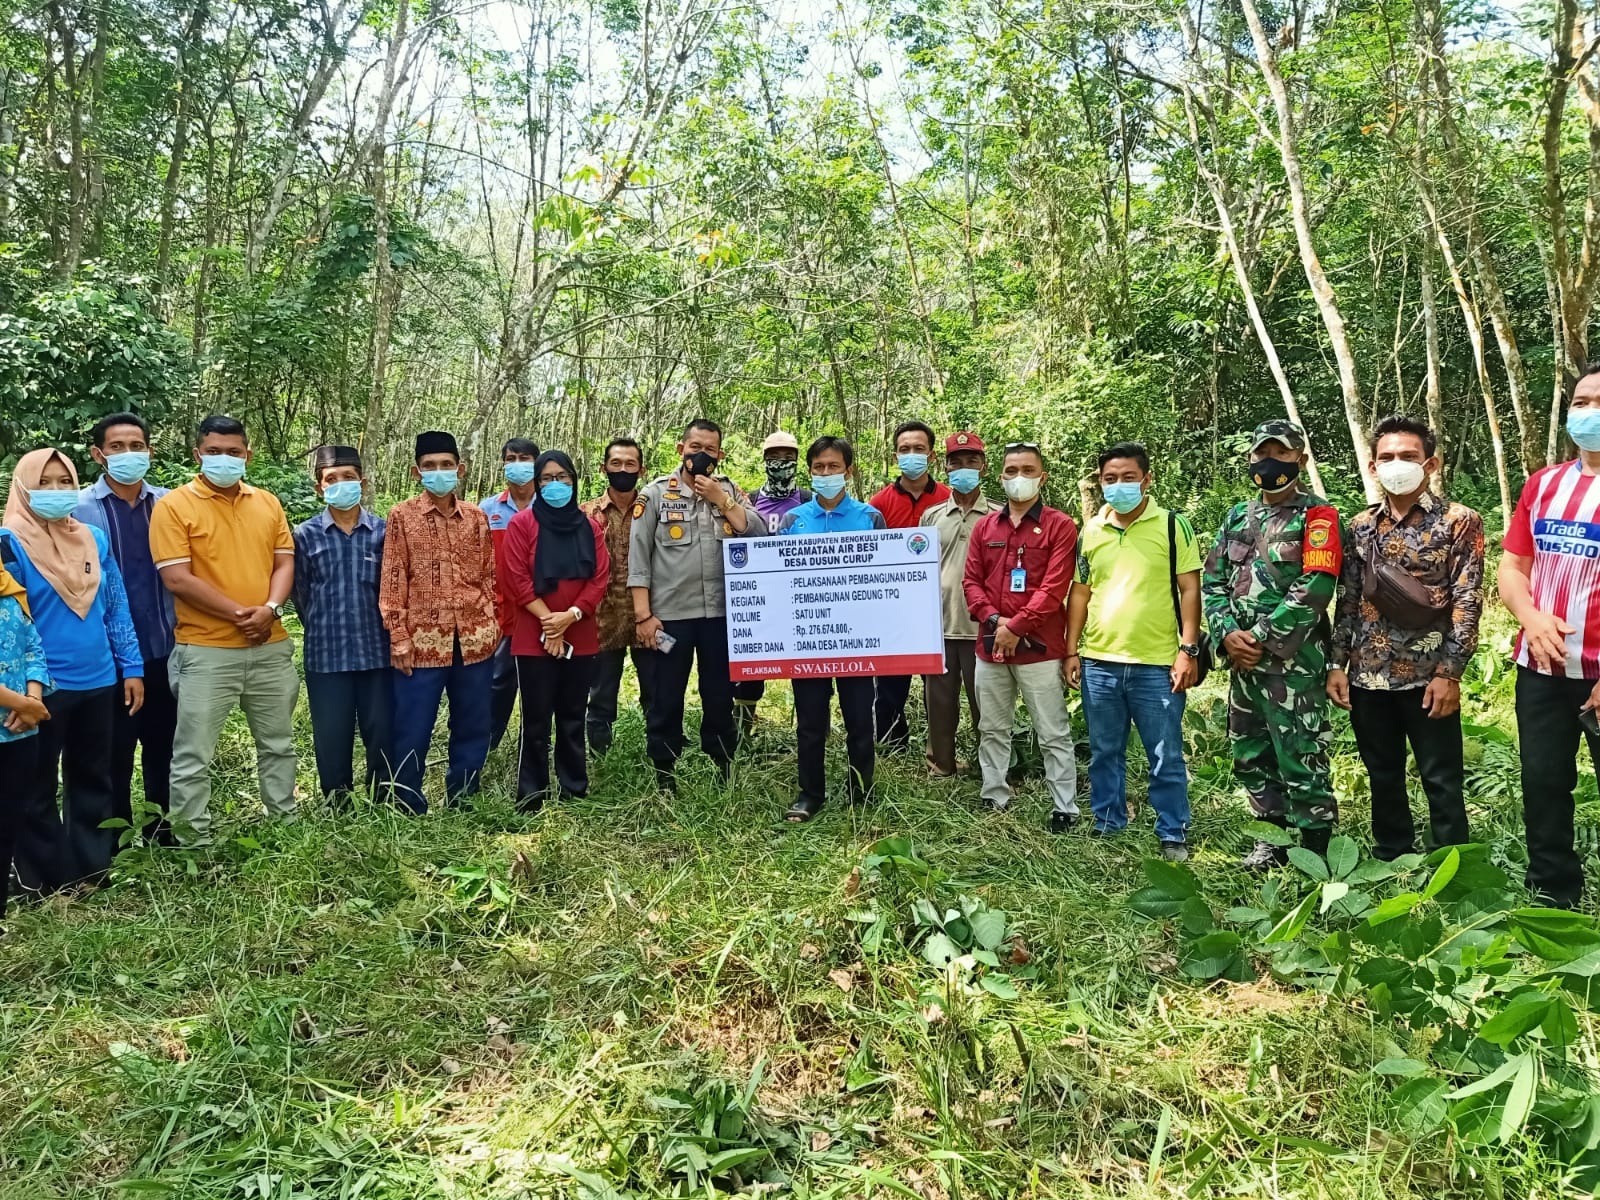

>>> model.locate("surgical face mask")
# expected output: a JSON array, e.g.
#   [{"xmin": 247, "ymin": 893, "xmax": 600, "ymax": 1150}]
[
  {"xmin": 1103, "ymin": 481, "xmax": 1144, "ymax": 514},
  {"xmin": 200, "ymin": 454, "xmax": 248, "ymax": 487},
  {"xmin": 1375, "ymin": 460, "xmax": 1426, "ymax": 497},
  {"xmin": 764, "ymin": 457, "xmax": 798, "ymax": 497},
  {"xmin": 811, "ymin": 472, "xmax": 849, "ymax": 500},
  {"xmin": 540, "ymin": 480, "xmax": 574, "ymax": 507},
  {"xmin": 948, "ymin": 468, "xmax": 981, "ymax": 495},
  {"xmin": 1568, "ymin": 407, "xmax": 1600, "ymax": 451},
  {"xmin": 27, "ymin": 487, "xmax": 79, "ymax": 521},
  {"xmin": 897, "ymin": 452, "xmax": 929, "ymax": 479},
  {"xmin": 1249, "ymin": 457, "xmax": 1300, "ymax": 493},
  {"xmin": 323, "ymin": 480, "xmax": 362, "ymax": 510},
  {"xmin": 420, "ymin": 469, "xmax": 458, "ymax": 497},
  {"xmin": 606, "ymin": 469, "xmax": 640, "ymax": 493},
  {"xmin": 104, "ymin": 451, "xmax": 150, "ymax": 485},
  {"xmin": 1003, "ymin": 475, "xmax": 1041, "ymax": 503},
  {"xmin": 504, "ymin": 461, "xmax": 537, "ymax": 487}
]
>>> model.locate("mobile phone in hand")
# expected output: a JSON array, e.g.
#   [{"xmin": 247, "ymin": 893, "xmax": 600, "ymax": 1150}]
[{"xmin": 1580, "ymin": 705, "xmax": 1600, "ymax": 739}]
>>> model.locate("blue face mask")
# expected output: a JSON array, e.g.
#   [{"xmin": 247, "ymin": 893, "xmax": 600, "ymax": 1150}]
[
  {"xmin": 897, "ymin": 452, "xmax": 929, "ymax": 479},
  {"xmin": 105, "ymin": 451, "xmax": 150, "ymax": 485},
  {"xmin": 812, "ymin": 472, "xmax": 849, "ymax": 500},
  {"xmin": 504, "ymin": 461, "xmax": 537, "ymax": 487},
  {"xmin": 323, "ymin": 480, "xmax": 362, "ymax": 510},
  {"xmin": 540, "ymin": 480, "xmax": 574, "ymax": 507},
  {"xmin": 1569, "ymin": 408, "xmax": 1600, "ymax": 452},
  {"xmin": 199, "ymin": 454, "xmax": 247, "ymax": 487},
  {"xmin": 420, "ymin": 469, "xmax": 458, "ymax": 497},
  {"xmin": 1103, "ymin": 481, "xmax": 1144, "ymax": 514},
  {"xmin": 948, "ymin": 468, "xmax": 981, "ymax": 495},
  {"xmin": 27, "ymin": 488, "xmax": 80, "ymax": 521}
]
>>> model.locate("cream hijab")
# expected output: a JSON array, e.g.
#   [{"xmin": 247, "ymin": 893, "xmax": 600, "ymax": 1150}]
[{"xmin": 3, "ymin": 449, "xmax": 100, "ymax": 619}]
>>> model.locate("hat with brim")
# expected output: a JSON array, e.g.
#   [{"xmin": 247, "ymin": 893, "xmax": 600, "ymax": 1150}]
[
  {"xmin": 1249, "ymin": 419, "xmax": 1307, "ymax": 453},
  {"xmin": 761, "ymin": 431, "xmax": 800, "ymax": 453}
]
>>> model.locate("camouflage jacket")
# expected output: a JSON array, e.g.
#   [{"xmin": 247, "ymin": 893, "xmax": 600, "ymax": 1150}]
[{"xmin": 1202, "ymin": 490, "xmax": 1341, "ymax": 673}]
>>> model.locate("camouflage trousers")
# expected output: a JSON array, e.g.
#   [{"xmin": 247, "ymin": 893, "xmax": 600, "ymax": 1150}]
[{"xmin": 1227, "ymin": 665, "xmax": 1337, "ymax": 830}]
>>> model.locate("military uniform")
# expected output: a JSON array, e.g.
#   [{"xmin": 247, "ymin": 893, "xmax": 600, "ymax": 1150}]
[
  {"xmin": 1202, "ymin": 422, "xmax": 1342, "ymax": 837},
  {"xmin": 627, "ymin": 468, "xmax": 764, "ymax": 780}
]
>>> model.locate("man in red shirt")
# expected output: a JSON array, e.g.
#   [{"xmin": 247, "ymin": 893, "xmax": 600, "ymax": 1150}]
[
  {"xmin": 869, "ymin": 420, "xmax": 951, "ymax": 751},
  {"xmin": 1499, "ymin": 367, "xmax": 1600, "ymax": 907},
  {"xmin": 962, "ymin": 442, "xmax": 1080, "ymax": 830}
]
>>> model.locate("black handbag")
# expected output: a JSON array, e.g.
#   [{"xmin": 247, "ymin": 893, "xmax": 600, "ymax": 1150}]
[
  {"xmin": 1357, "ymin": 525, "xmax": 1451, "ymax": 629},
  {"xmin": 1168, "ymin": 510, "xmax": 1213, "ymax": 686}
]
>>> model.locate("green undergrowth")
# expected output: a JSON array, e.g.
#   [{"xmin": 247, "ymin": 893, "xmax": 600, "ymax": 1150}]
[{"xmin": 1, "ymin": 634, "xmax": 1597, "ymax": 1197}]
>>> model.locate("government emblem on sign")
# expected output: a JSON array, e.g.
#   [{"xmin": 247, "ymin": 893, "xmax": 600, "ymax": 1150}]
[
  {"xmin": 907, "ymin": 533, "xmax": 930, "ymax": 556},
  {"xmin": 729, "ymin": 542, "xmax": 749, "ymax": 568}
]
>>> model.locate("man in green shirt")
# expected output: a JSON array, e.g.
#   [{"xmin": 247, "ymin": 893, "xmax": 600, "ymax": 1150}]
[{"xmin": 1065, "ymin": 442, "xmax": 1203, "ymax": 861}]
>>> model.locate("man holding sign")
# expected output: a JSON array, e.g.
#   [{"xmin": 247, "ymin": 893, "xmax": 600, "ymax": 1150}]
[
  {"xmin": 776, "ymin": 437, "xmax": 887, "ymax": 822},
  {"xmin": 962, "ymin": 443, "xmax": 1081, "ymax": 829}
]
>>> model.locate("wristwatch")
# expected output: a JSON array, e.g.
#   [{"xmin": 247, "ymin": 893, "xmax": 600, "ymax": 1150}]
[
  {"xmin": 1179, "ymin": 642, "xmax": 1201, "ymax": 658},
  {"xmin": 568, "ymin": 606, "xmax": 583, "ymax": 622},
  {"xmin": 268, "ymin": 602, "xmax": 286, "ymax": 620}
]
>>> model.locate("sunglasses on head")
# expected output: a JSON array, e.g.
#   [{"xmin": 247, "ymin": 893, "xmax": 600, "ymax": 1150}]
[{"xmin": 1003, "ymin": 441, "xmax": 1042, "ymax": 453}]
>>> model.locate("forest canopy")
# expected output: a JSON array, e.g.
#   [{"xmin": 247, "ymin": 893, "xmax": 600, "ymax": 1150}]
[{"xmin": 1, "ymin": 0, "xmax": 1594, "ymax": 524}]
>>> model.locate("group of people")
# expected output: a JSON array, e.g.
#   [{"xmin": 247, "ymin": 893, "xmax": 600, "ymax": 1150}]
[{"xmin": 2, "ymin": 382, "xmax": 1600, "ymax": 929}]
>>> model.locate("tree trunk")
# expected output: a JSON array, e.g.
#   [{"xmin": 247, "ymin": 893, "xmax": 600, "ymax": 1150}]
[
  {"xmin": 157, "ymin": 0, "xmax": 211, "ymax": 290},
  {"xmin": 1542, "ymin": 0, "xmax": 1600, "ymax": 391},
  {"xmin": 1237, "ymin": 0, "xmax": 1375, "ymax": 500},
  {"xmin": 1417, "ymin": 250, "xmax": 1448, "ymax": 490}
]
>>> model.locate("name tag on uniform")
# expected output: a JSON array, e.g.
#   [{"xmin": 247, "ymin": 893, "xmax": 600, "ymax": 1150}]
[{"xmin": 1010, "ymin": 568, "xmax": 1027, "ymax": 593}]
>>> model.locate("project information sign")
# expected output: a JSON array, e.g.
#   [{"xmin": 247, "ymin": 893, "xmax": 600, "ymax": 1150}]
[{"xmin": 722, "ymin": 528, "xmax": 946, "ymax": 680}]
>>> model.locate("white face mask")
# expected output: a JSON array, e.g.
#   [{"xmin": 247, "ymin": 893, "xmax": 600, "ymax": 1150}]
[
  {"xmin": 1003, "ymin": 476, "xmax": 1042, "ymax": 503},
  {"xmin": 1375, "ymin": 460, "xmax": 1426, "ymax": 497}
]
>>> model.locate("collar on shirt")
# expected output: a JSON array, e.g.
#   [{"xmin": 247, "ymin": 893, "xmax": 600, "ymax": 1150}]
[
  {"xmin": 86, "ymin": 475, "xmax": 163, "ymax": 505},
  {"xmin": 935, "ymin": 493, "xmax": 997, "ymax": 519},
  {"xmin": 190, "ymin": 475, "xmax": 255, "ymax": 501},
  {"xmin": 807, "ymin": 495, "xmax": 866, "ymax": 518},
  {"xmin": 313, "ymin": 507, "xmax": 377, "ymax": 533},
  {"xmin": 1006, "ymin": 499, "xmax": 1045, "ymax": 526},
  {"xmin": 894, "ymin": 476, "xmax": 939, "ymax": 500},
  {"xmin": 1368, "ymin": 489, "xmax": 1440, "ymax": 517},
  {"xmin": 1096, "ymin": 501, "xmax": 1162, "ymax": 529}
]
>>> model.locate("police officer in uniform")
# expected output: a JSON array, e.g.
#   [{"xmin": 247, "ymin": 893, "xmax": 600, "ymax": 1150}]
[
  {"xmin": 1202, "ymin": 419, "xmax": 1342, "ymax": 868},
  {"xmin": 629, "ymin": 418, "xmax": 765, "ymax": 789}
]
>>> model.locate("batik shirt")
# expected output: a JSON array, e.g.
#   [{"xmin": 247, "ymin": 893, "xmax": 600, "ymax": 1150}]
[{"xmin": 1331, "ymin": 491, "xmax": 1485, "ymax": 689}]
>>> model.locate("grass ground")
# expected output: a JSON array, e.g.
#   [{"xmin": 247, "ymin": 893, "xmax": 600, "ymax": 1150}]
[{"xmin": 0, "ymin": 623, "xmax": 1593, "ymax": 1198}]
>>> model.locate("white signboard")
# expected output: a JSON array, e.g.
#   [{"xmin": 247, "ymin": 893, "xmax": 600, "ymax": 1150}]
[{"xmin": 722, "ymin": 528, "xmax": 946, "ymax": 680}]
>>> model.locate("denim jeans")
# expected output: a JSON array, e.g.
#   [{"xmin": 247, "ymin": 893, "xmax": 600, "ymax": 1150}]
[{"xmin": 1082, "ymin": 658, "xmax": 1189, "ymax": 844}]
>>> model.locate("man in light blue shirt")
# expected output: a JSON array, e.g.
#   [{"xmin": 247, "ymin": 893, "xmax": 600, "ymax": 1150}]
[
  {"xmin": 74, "ymin": 412, "xmax": 176, "ymax": 843},
  {"xmin": 779, "ymin": 436, "xmax": 886, "ymax": 822},
  {"xmin": 480, "ymin": 437, "xmax": 540, "ymax": 751}
]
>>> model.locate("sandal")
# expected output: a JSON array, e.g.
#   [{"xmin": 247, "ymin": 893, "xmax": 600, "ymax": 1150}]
[{"xmin": 785, "ymin": 796, "xmax": 824, "ymax": 823}]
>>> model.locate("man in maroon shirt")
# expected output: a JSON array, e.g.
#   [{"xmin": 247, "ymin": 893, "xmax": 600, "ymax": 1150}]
[
  {"xmin": 869, "ymin": 420, "xmax": 951, "ymax": 751},
  {"xmin": 963, "ymin": 442, "xmax": 1080, "ymax": 830}
]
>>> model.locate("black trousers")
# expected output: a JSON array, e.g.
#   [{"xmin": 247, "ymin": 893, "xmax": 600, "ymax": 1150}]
[
  {"xmin": 0, "ymin": 735, "xmax": 39, "ymax": 918},
  {"xmin": 111, "ymin": 657, "xmax": 177, "ymax": 840},
  {"xmin": 1348, "ymin": 686, "xmax": 1468, "ymax": 860},
  {"xmin": 17, "ymin": 684, "xmax": 116, "ymax": 892},
  {"xmin": 1514, "ymin": 666, "xmax": 1599, "ymax": 907},
  {"xmin": 874, "ymin": 673, "xmax": 914, "ymax": 750},
  {"xmin": 586, "ymin": 645, "xmax": 652, "ymax": 752},
  {"xmin": 489, "ymin": 636, "xmax": 519, "ymax": 752},
  {"xmin": 305, "ymin": 668, "xmax": 394, "ymax": 801},
  {"xmin": 646, "ymin": 618, "xmax": 736, "ymax": 772},
  {"xmin": 795, "ymin": 677, "xmax": 875, "ymax": 806},
  {"xmin": 517, "ymin": 653, "xmax": 598, "ymax": 807}
]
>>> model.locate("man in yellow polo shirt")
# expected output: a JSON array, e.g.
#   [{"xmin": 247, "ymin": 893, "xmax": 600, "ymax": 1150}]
[
  {"xmin": 1064, "ymin": 441, "xmax": 1203, "ymax": 861},
  {"xmin": 150, "ymin": 415, "xmax": 298, "ymax": 845}
]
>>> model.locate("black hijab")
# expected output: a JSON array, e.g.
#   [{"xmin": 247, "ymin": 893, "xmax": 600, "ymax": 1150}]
[{"xmin": 531, "ymin": 449, "xmax": 596, "ymax": 596}]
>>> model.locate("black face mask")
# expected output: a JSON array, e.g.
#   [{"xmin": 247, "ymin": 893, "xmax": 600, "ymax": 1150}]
[
  {"xmin": 606, "ymin": 469, "xmax": 640, "ymax": 493},
  {"xmin": 684, "ymin": 451, "xmax": 718, "ymax": 478},
  {"xmin": 1250, "ymin": 457, "xmax": 1301, "ymax": 493}
]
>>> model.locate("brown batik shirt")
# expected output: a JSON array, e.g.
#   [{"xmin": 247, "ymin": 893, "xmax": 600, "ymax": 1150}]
[
  {"xmin": 378, "ymin": 493, "xmax": 500, "ymax": 668},
  {"xmin": 579, "ymin": 489, "xmax": 639, "ymax": 652},
  {"xmin": 1331, "ymin": 490, "xmax": 1486, "ymax": 690}
]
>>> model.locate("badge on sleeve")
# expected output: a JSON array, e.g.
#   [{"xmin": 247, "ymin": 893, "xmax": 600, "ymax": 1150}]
[
  {"xmin": 632, "ymin": 502, "xmax": 645, "ymax": 519},
  {"xmin": 1302, "ymin": 506, "xmax": 1341, "ymax": 575}
]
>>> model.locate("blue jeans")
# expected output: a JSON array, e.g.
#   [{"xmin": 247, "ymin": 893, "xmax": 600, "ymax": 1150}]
[
  {"xmin": 390, "ymin": 649, "xmax": 494, "ymax": 812},
  {"xmin": 1082, "ymin": 658, "xmax": 1189, "ymax": 843}
]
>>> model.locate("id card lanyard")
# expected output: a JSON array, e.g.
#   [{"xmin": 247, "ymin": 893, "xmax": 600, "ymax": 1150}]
[{"xmin": 1009, "ymin": 544, "xmax": 1026, "ymax": 593}]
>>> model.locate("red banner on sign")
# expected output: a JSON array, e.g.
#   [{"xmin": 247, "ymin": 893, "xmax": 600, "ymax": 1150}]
[{"xmin": 732, "ymin": 652, "xmax": 946, "ymax": 681}]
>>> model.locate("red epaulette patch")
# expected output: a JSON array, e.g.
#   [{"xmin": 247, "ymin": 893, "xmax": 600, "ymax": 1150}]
[{"xmin": 1302, "ymin": 506, "xmax": 1341, "ymax": 576}]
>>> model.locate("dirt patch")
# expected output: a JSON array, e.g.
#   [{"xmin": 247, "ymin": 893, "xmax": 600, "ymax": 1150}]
[
  {"xmin": 661, "ymin": 1002, "xmax": 845, "ymax": 1110},
  {"xmin": 1194, "ymin": 978, "xmax": 1305, "ymax": 1018}
]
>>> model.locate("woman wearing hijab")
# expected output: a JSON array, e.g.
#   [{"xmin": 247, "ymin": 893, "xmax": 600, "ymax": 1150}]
[
  {"xmin": 0, "ymin": 563, "xmax": 51, "ymax": 930},
  {"xmin": 2, "ymin": 449, "xmax": 143, "ymax": 893},
  {"xmin": 502, "ymin": 450, "xmax": 610, "ymax": 812}
]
